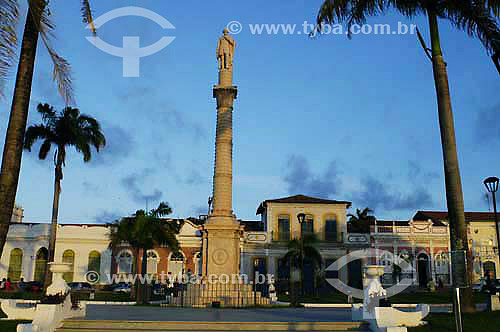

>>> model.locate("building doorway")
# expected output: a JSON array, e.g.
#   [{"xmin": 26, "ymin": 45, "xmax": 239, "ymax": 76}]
[
  {"xmin": 347, "ymin": 259, "xmax": 363, "ymax": 290},
  {"xmin": 484, "ymin": 261, "xmax": 496, "ymax": 279},
  {"xmin": 417, "ymin": 253, "xmax": 429, "ymax": 287},
  {"xmin": 253, "ymin": 257, "xmax": 267, "ymax": 296},
  {"xmin": 277, "ymin": 257, "xmax": 290, "ymax": 294}
]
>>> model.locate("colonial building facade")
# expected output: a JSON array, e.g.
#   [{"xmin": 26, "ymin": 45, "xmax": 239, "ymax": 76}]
[
  {"xmin": 0, "ymin": 219, "xmax": 202, "ymax": 285},
  {"xmin": 1, "ymin": 200, "xmax": 498, "ymax": 291},
  {"xmin": 371, "ymin": 211, "xmax": 500, "ymax": 287}
]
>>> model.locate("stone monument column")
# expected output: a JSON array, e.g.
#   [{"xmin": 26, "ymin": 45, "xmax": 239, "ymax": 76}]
[{"xmin": 203, "ymin": 29, "xmax": 242, "ymax": 277}]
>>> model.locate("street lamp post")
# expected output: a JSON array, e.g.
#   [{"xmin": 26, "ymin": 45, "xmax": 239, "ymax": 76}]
[
  {"xmin": 297, "ymin": 213, "xmax": 306, "ymax": 301},
  {"xmin": 253, "ymin": 258, "xmax": 259, "ymax": 307},
  {"xmin": 484, "ymin": 176, "xmax": 500, "ymax": 267}
]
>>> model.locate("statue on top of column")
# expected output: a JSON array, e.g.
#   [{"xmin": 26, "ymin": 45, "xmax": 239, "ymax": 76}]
[{"xmin": 217, "ymin": 28, "xmax": 236, "ymax": 70}]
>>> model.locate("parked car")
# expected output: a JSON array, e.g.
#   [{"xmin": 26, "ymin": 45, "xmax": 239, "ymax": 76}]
[
  {"xmin": 152, "ymin": 283, "xmax": 165, "ymax": 296},
  {"xmin": 473, "ymin": 278, "xmax": 500, "ymax": 293},
  {"xmin": 68, "ymin": 282, "xmax": 93, "ymax": 292},
  {"xmin": 19, "ymin": 281, "xmax": 44, "ymax": 292},
  {"xmin": 110, "ymin": 283, "xmax": 131, "ymax": 293}
]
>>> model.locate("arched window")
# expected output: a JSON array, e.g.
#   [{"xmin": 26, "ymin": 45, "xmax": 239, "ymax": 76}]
[
  {"xmin": 146, "ymin": 250, "xmax": 159, "ymax": 275},
  {"xmin": 324, "ymin": 215, "xmax": 338, "ymax": 242},
  {"xmin": 88, "ymin": 251, "xmax": 101, "ymax": 278},
  {"xmin": 7, "ymin": 248, "xmax": 23, "ymax": 281},
  {"xmin": 277, "ymin": 215, "xmax": 290, "ymax": 241},
  {"xmin": 62, "ymin": 250, "xmax": 75, "ymax": 283},
  {"xmin": 301, "ymin": 214, "xmax": 314, "ymax": 237},
  {"xmin": 34, "ymin": 247, "xmax": 48, "ymax": 282},
  {"xmin": 117, "ymin": 251, "xmax": 133, "ymax": 274},
  {"xmin": 484, "ymin": 261, "xmax": 496, "ymax": 279},
  {"xmin": 433, "ymin": 252, "xmax": 448, "ymax": 274},
  {"xmin": 169, "ymin": 252, "xmax": 184, "ymax": 278}
]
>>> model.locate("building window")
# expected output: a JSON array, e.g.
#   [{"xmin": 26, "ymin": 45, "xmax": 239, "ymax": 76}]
[
  {"xmin": 194, "ymin": 252, "xmax": 202, "ymax": 276},
  {"xmin": 88, "ymin": 251, "xmax": 101, "ymax": 278},
  {"xmin": 301, "ymin": 215, "xmax": 314, "ymax": 237},
  {"xmin": 325, "ymin": 217, "xmax": 338, "ymax": 242},
  {"xmin": 34, "ymin": 247, "xmax": 48, "ymax": 282},
  {"xmin": 117, "ymin": 251, "xmax": 133, "ymax": 274},
  {"xmin": 169, "ymin": 252, "xmax": 184, "ymax": 279},
  {"xmin": 147, "ymin": 250, "xmax": 159, "ymax": 275},
  {"xmin": 278, "ymin": 215, "xmax": 290, "ymax": 241},
  {"xmin": 7, "ymin": 248, "xmax": 23, "ymax": 281},
  {"xmin": 62, "ymin": 250, "xmax": 75, "ymax": 283}
]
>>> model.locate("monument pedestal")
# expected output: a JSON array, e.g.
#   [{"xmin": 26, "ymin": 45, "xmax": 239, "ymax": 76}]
[
  {"xmin": 203, "ymin": 216, "xmax": 242, "ymax": 277},
  {"xmin": 171, "ymin": 282, "xmax": 270, "ymax": 308}
]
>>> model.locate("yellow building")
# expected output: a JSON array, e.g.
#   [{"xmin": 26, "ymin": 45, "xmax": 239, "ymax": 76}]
[{"xmin": 241, "ymin": 195, "xmax": 370, "ymax": 293}]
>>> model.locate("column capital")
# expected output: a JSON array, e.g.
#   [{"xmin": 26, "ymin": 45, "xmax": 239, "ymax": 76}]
[
  {"xmin": 213, "ymin": 85, "xmax": 238, "ymax": 98},
  {"xmin": 213, "ymin": 86, "xmax": 238, "ymax": 110}
]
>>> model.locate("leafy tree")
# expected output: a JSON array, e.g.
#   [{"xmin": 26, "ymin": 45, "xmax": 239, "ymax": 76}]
[
  {"xmin": 315, "ymin": 0, "xmax": 500, "ymax": 311},
  {"xmin": 347, "ymin": 208, "xmax": 375, "ymax": 233},
  {"xmin": 284, "ymin": 234, "xmax": 322, "ymax": 306},
  {"xmin": 24, "ymin": 103, "xmax": 105, "ymax": 288},
  {"xmin": 108, "ymin": 202, "xmax": 181, "ymax": 304},
  {"xmin": 0, "ymin": 0, "xmax": 96, "ymax": 259}
]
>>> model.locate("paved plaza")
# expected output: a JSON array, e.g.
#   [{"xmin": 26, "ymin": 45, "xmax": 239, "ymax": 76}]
[{"xmin": 83, "ymin": 305, "xmax": 352, "ymax": 322}]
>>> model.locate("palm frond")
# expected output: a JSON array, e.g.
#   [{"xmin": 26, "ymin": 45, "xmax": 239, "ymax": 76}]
[
  {"xmin": 304, "ymin": 246, "xmax": 323, "ymax": 268},
  {"xmin": 442, "ymin": 0, "xmax": 500, "ymax": 56},
  {"xmin": 38, "ymin": 139, "xmax": 51, "ymax": 159},
  {"xmin": 316, "ymin": 0, "xmax": 351, "ymax": 26},
  {"xmin": 152, "ymin": 202, "xmax": 173, "ymax": 217},
  {"xmin": 28, "ymin": 0, "xmax": 74, "ymax": 105},
  {"xmin": 346, "ymin": 0, "xmax": 384, "ymax": 37},
  {"xmin": 485, "ymin": 0, "xmax": 500, "ymax": 16},
  {"xmin": 0, "ymin": 0, "xmax": 19, "ymax": 98},
  {"xmin": 287, "ymin": 239, "xmax": 301, "ymax": 251},
  {"xmin": 37, "ymin": 103, "xmax": 56, "ymax": 121},
  {"xmin": 75, "ymin": 141, "xmax": 91, "ymax": 162},
  {"xmin": 78, "ymin": 114, "xmax": 106, "ymax": 150},
  {"xmin": 23, "ymin": 124, "xmax": 52, "ymax": 150},
  {"xmin": 81, "ymin": 0, "xmax": 96, "ymax": 36},
  {"xmin": 493, "ymin": 52, "xmax": 500, "ymax": 73}
]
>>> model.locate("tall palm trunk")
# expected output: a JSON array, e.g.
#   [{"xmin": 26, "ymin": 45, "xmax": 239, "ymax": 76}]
[
  {"xmin": 43, "ymin": 148, "xmax": 64, "ymax": 289},
  {"xmin": 137, "ymin": 248, "xmax": 148, "ymax": 304},
  {"xmin": 427, "ymin": 12, "xmax": 474, "ymax": 312},
  {"xmin": 133, "ymin": 247, "xmax": 140, "ymax": 300},
  {"xmin": 0, "ymin": 1, "xmax": 43, "ymax": 258}
]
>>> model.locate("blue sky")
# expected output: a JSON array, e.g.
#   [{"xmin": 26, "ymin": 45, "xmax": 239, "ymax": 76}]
[{"xmin": 0, "ymin": 0, "xmax": 498, "ymax": 224}]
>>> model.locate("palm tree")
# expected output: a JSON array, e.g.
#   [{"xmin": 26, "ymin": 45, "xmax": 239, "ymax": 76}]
[
  {"xmin": 0, "ymin": 0, "xmax": 96, "ymax": 259},
  {"xmin": 24, "ymin": 103, "xmax": 105, "ymax": 287},
  {"xmin": 108, "ymin": 202, "xmax": 181, "ymax": 304},
  {"xmin": 284, "ymin": 234, "xmax": 322, "ymax": 306},
  {"xmin": 347, "ymin": 207, "xmax": 375, "ymax": 233},
  {"xmin": 315, "ymin": 0, "xmax": 500, "ymax": 311}
]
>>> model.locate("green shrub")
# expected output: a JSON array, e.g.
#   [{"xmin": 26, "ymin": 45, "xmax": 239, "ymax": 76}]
[{"xmin": 0, "ymin": 291, "xmax": 43, "ymax": 300}]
